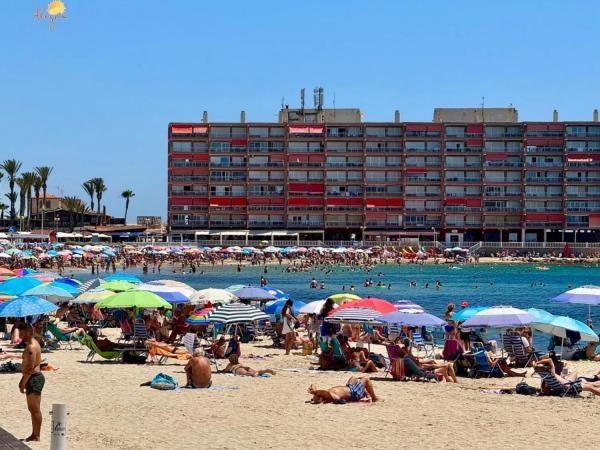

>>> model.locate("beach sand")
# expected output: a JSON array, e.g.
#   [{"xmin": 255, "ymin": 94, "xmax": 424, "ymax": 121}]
[{"xmin": 2, "ymin": 335, "xmax": 599, "ymax": 450}]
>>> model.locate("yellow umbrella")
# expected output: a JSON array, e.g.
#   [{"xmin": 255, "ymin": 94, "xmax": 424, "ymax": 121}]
[{"xmin": 327, "ymin": 293, "xmax": 362, "ymax": 304}]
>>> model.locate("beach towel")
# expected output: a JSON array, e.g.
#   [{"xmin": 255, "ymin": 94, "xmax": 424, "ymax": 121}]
[
  {"xmin": 148, "ymin": 344, "xmax": 191, "ymax": 361},
  {"xmin": 150, "ymin": 373, "xmax": 178, "ymax": 390}
]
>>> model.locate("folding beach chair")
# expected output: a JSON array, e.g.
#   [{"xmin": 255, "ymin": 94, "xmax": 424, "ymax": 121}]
[
  {"xmin": 472, "ymin": 351, "xmax": 503, "ymax": 378},
  {"xmin": 183, "ymin": 332, "xmax": 220, "ymax": 371},
  {"xmin": 264, "ymin": 320, "xmax": 282, "ymax": 348},
  {"xmin": 46, "ymin": 322, "xmax": 77, "ymax": 350},
  {"xmin": 133, "ymin": 319, "xmax": 149, "ymax": 343},
  {"xmin": 384, "ymin": 344, "xmax": 404, "ymax": 378},
  {"xmin": 431, "ymin": 329, "xmax": 446, "ymax": 349},
  {"xmin": 537, "ymin": 370, "xmax": 582, "ymax": 397},
  {"xmin": 509, "ymin": 336, "xmax": 539, "ymax": 367},
  {"xmin": 412, "ymin": 332, "xmax": 435, "ymax": 359},
  {"xmin": 81, "ymin": 335, "xmax": 121, "ymax": 363}
]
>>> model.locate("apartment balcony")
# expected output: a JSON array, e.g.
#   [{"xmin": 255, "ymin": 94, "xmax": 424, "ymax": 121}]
[
  {"xmin": 484, "ymin": 161, "xmax": 522, "ymax": 168},
  {"xmin": 526, "ymin": 131, "xmax": 564, "ymax": 138},
  {"xmin": 566, "ymin": 207, "xmax": 600, "ymax": 212},
  {"xmin": 566, "ymin": 193, "xmax": 600, "ymax": 198},
  {"xmin": 446, "ymin": 192, "xmax": 481, "ymax": 197},
  {"xmin": 566, "ymin": 221, "xmax": 590, "ymax": 228},
  {"xmin": 484, "ymin": 192, "xmax": 522, "ymax": 197},
  {"xmin": 485, "ymin": 178, "xmax": 522, "ymax": 184},
  {"xmin": 325, "ymin": 221, "xmax": 364, "ymax": 227},
  {"xmin": 248, "ymin": 221, "xmax": 285, "ymax": 228},
  {"xmin": 210, "ymin": 176, "xmax": 246, "ymax": 182},
  {"xmin": 170, "ymin": 220, "xmax": 208, "ymax": 227},
  {"xmin": 247, "ymin": 206, "xmax": 285, "ymax": 212},
  {"xmin": 404, "ymin": 221, "xmax": 442, "ymax": 228},
  {"xmin": 406, "ymin": 177, "xmax": 441, "ymax": 183},
  {"xmin": 289, "ymin": 221, "xmax": 325, "ymax": 228},
  {"xmin": 289, "ymin": 162, "xmax": 324, "ymax": 168},
  {"xmin": 248, "ymin": 145, "xmax": 284, "ymax": 153},
  {"xmin": 525, "ymin": 208, "xmax": 563, "ymax": 212},
  {"xmin": 446, "ymin": 163, "xmax": 482, "ymax": 168},
  {"xmin": 210, "ymin": 132, "xmax": 247, "ymax": 139},
  {"xmin": 525, "ymin": 222, "xmax": 563, "ymax": 228},
  {"xmin": 445, "ymin": 147, "xmax": 483, "ymax": 153},
  {"xmin": 445, "ymin": 177, "xmax": 482, "ymax": 183},
  {"xmin": 566, "ymin": 162, "xmax": 600, "ymax": 168},
  {"xmin": 566, "ymin": 177, "xmax": 600, "ymax": 183},
  {"xmin": 170, "ymin": 191, "xmax": 208, "ymax": 197},
  {"xmin": 405, "ymin": 132, "xmax": 441, "ymax": 138},
  {"xmin": 209, "ymin": 220, "xmax": 247, "ymax": 227},
  {"xmin": 247, "ymin": 178, "xmax": 284, "ymax": 183},
  {"xmin": 525, "ymin": 162, "xmax": 563, "ymax": 168},
  {"xmin": 248, "ymin": 162, "xmax": 285, "ymax": 168},
  {"xmin": 329, "ymin": 146, "xmax": 364, "ymax": 153},
  {"xmin": 405, "ymin": 192, "xmax": 442, "ymax": 197},
  {"xmin": 365, "ymin": 221, "xmax": 401, "ymax": 228},
  {"xmin": 484, "ymin": 222, "xmax": 522, "ymax": 228},
  {"xmin": 170, "ymin": 175, "xmax": 209, "ymax": 182},
  {"xmin": 485, "ymin": 132, "xmax": 523, "ymax": 138},
  {"xmin": 210, "ymin": 163, "xmax": 247, "ymax": 168},
  {"xmin": 404, "ymin": 207, "xmax": 442, "ymax": 213},
  {"xmin": 170, "ymin": 161, "xmax": 208, "ymax": 168},
  {"xmin": 327, "ymin": 162, "xmax": 364, "ymax": 168},
  {"xmin": 248, "ymin": 191, "xmax": 284, "ymax": 196},
  {"xmin": 445, "ymin": 206, "xmax": 481, "ymax": 213},
  {"xmin": 524, "ymin": 193, "xmax": 563, "ymax": 198},
  {"xmin": 405, "ymin": 162, "xmax": 442, "ymax": 168},
  {"xmin": 484, "ymin": 207, "xmax": 523, "ymax": 213},
  {"xmin": 525, "ymin": 146, "xmax": 564, "ymax": 153},
  {"xmin": 525, "ymin": 177, "xmax": 563, "ymax": 183},
  {"xmin": 365, "ymin": 147, "xmax": 402, "ymax": 154},
  {"xmin": 405, "ymin": 147, "xmax": 441, "ymax": 153},
  {"xmin": 566, "ymin": 147, "xmax": 600, "ymax": 153}
]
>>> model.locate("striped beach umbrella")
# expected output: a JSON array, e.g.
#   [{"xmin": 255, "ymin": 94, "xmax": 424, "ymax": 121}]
[
  {"xmin": 205, "ymin": 303, "xmax": 269, "ymax": 324},
  {"xmin": 393, "ymin": 300, "xmax": 425, "ymax": 313},
  {"xmin": 325, "ymin": 307, "xmax": 383, "ymax": 324},
  {"xmin": 78, "ymin": 278, "xmax": 106, "ymax": 293}
]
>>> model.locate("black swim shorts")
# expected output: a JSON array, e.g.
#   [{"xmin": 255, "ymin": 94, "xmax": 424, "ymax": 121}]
[{"xmin": 25, "ymin": 372, "xmax": 45, "ymax": 395}]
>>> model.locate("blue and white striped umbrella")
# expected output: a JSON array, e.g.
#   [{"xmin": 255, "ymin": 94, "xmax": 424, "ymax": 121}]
[
  {"xmin": 325, "ymin": 307, "xmax": 383, "ymax": 324},
  {"xmin": 78, "ymin": 278, "xmax": 105, "ymax": 293},
  {"xmin": 0, "ymin": 296, "xmax": 58, "ymax": 317},
  {"xmin": 205, "ymin": 303, "xmax": 269, "ymax": 324}
]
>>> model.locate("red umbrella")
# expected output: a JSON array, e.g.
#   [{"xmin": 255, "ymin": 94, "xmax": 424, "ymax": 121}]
[{"xmin": 329, "ymin": 297, "xmax": 396, "ymax": 315}]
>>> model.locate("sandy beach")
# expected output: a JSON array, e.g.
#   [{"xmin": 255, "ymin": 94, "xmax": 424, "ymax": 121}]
[{"xmin": 2, "ymin": 333, "xmax": 599, "ymax": 450}]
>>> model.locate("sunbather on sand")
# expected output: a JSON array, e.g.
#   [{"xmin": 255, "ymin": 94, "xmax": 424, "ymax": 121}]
[
  {"xmin": 535, "ymin": 357, "xmax": 600, "ymax": 396},
  {"xmin": 223, "ymin": 355, "xmax": 276, "ymax": 377},
  {"xmin": 484, "ymin": 351, "xmax": 526, "ymax": 377},
  {"xmin": 308, "ymin": 376, "xmax": 380, "ymax": 403},
  {"xmin": 185, "ymin": 349, "xmax": 212, "ymax": 388}
]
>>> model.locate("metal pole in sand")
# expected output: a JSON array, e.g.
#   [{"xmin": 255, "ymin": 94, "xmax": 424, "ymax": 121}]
[{"xmin": 50, "ymin": 403, "xmax": 68, "ymax": 450}]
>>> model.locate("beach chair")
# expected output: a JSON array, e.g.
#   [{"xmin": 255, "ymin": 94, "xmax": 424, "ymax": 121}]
[
  {"xmin": 46, "ymin": 322, "xmax": 78, "ymax": 350},
  {"xmin": 387, "ymin": 325, "xmax": 401, "ymax": 342},
  {"xmin": 412, "ymin": 332, "xmax": 435, "ymax": 359},
  {"xmin": 537, "ymin": 369, "xmax": 582, "ymax": 397},
  {"xmin": 81, "ymin": 335, "xmax": 121, "ymax": 363},
  {"xmin": 183, "ymin": 332, "xmax": 220, "ymax": 371},
  {"xmin": 431, "ymin": 329, "xmax": 446, "ymax": 349},
  {"xmin": 264, "ymin": 321, "xmax": 282, "ymax": 348},
  {"xmin": 132, "ymin": 319, "xmax": 150, "ymax": 344},
  {"xmin": 384, "ymin": 344, "xmax": 404, "ymax": 378},
  {"xmin": 472, "ymin": 351, "xmax": 503, "ymax": 378},
  {"xmin": 117, "ymin": 319, "xmax": 133, "ymax": 342}
]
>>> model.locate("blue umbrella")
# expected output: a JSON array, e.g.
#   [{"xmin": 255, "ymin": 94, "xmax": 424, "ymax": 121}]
[
  {"xmin": 452, "ymin": 306, "xmax": 489, "ymax": 322},
  {"xmin": 526, "ymin": 308, "xmax": 556, "ymax": 324},
  {"xmin": 264, "ymin": 299, "xmax": 305, "ymax": 316},
  {"xmin": 152, "ymin": 291, "xmax": 190, "ymax": 304},
  {"xmin": 72, "ymin": 249, "xmax": 85, "ymax": 255},
  {"xmin": 48, "ymin": 282, "xmax": 81, "ymax": 295},
  {"xmin": 233, "ymin": 286, "xmax": 276, "ymax": 302},
  {"xmin": 533, "ymin": 315, "xmax": 598, "ymax": 342},
  {"xmin": 0, "ymin": 278, "xmax": 43, "ymax": 296},
  {"xmin": 102, "ymin": 250, "xmax": 116, "ymax": 257},
  {"xmin": 23, "ymin": 285, "xmax": 74, "ymax": 304},
  {"xmin": 378, "ymin": 311, "xmax": 446, "ymax": 327},
  {"xmin": 0, "ymin": 296, "xmax": 58, "ymax": 317},
  {"xmin": 47, "ymin": 250, "xmax": 59, "ymax": 257},
  {"xmin": 55, "ymin": 278, "xmax": 81, "ymax": 287},
  {"xmin": 263, "ymin": 288, "xmax": 289, "ymax": 300},
  {"xmin": 105, "ymin": 274, "xmax": 141, "ymax": 284}
]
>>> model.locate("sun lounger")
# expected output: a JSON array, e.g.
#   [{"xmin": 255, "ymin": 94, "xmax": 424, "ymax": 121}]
[{"xmin": 81, "ymin": 335, "xmax": 121, "ymax": 362}]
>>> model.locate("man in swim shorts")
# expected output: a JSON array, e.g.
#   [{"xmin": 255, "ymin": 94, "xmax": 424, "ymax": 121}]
[
  {"xmin": 185, "ymin": 349, "xmax": 212, "ymax": 388},
  {"xmin": 308, "ymin": 376, "xmax": 379, "ymax": 403},
  {"xmin": 18, "ymin": 323, "xmax": 45, "ymax": 442}
]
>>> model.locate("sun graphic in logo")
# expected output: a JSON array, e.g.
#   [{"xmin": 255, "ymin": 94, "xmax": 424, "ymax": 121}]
[{"xmin": 47, "ymin": 0, "xmax": 66, "ymax": 16}]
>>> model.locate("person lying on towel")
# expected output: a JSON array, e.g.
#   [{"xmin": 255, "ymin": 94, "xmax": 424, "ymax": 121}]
[{"xmin": 308, "ymin": 376, "xmax": 380, "ymax": 404}]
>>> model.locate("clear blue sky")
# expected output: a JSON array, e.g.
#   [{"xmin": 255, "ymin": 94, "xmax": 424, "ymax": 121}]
[{"xmin": 1, "ymin": 0, "xmax": 599, "ymax": 221}]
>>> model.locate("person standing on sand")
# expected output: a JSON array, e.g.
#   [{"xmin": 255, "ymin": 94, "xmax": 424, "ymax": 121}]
[
  {"xmin": 18, "ymin": 323, "xmax": 44, "ymax": 442},
  {"xmin": 281, "ymin": 299, "xmax": 297, "ymax": 355}
]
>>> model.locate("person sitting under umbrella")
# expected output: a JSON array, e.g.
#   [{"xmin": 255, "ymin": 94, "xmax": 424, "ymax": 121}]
[
  {"xmin": 223, "ymin": 354, "xmax": 276, "ymax": 377},
  {"xmin": 308, "ymin": 376, "xmax": 379, "ymax": 404},
  {"xmin": 50, "ymin": 318, "xmax": 86, "ymax": 339}
]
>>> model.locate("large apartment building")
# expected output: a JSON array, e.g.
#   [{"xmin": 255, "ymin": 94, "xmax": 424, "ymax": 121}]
[{"xmin": 168, "ymin": 105, "xmax": 600, "ymax": 244}]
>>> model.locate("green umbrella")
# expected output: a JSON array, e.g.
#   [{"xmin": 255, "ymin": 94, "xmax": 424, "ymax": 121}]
[
  {"xmin": 96, "ymin": 290, "xmax": 172, "ymax": 310},
  {"xmin": 101, "ymin": 281, "xmax": 136, "ymax": 292}
]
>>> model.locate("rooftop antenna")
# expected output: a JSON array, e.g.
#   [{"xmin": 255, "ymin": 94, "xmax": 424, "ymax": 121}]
[
  {"xmin": 318, "ymin": 87, "xmax": 324, "ymax": 110},
  {"xmin": 333, "ymin": 91, "xmax": 336, "ymax": 120},
  {"xmin": 281, "ymin": 96, "xmax": 285, "ymax": 110},
  {"xmin": 313, "ymin": 87, "xmax": 318, "ymax": 109},
  {"xmin": 300, "ymin": 88, "xmax": 305, "ymax": 112}
]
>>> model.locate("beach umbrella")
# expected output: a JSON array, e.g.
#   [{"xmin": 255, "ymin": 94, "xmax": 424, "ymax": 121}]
[
  {"xmin": 393, "ymin": 300, "xmax": 425, "ymax": 313},
  {"xmin": 263, "ymin": 246, "xmax": 281, "ymax": 253},
  {"xmin": 552, "ymin": 285, "xmax": 600, "ymax": 305},
  {"xmin": 225, "ymin": 284, "xmax": 246, "ymax": 293},
  {"xmin": 332, "ymin": 298, "xmax": 396, "ymax": 315},
  {"xmin": 101, "ymin": 281, "xmax": 137, "ymax": 292},
  {"xmin": 451, "ymin": 306, "xmax": 490, "ymax": 322},
  {"xmin": 54, "ymin": 278, "xmax": 82, "ymax": 287},
  {"xmin": 96, "ymin": 291, "xmax": 172, "ymax": 310},
  {"xmin": 23, "ymin": 285, "xmax": 74, "ymax": 304},
  {"xmin": 48, "ymin": 282, "xmax": 81, "ymax": 295},
  {"xmin": 233, "ymin": 286, "xmax": 276, "ymax": 302},
  {"xmin": 532, "ymin": 315, "xmax": 599, "ymax": 342},
  {"xmin": 5, "ymin": 249, "xmax": 22, "ymax": 257},
  {"xmin": 526, "ymin": 308, "xmax": 556, "ymax": 323},
  {"xmin": 0, "ymin": 253, "xmax": 11, "ymax": 259},
  {"xmin": 327, "ymin": 293, "xmax": 361, "ymax": 304},
  {"xmin": 150, "ymin": 290, "xmax": 190, "ymax": 304},
  {"xmin": 147, "ymin": 280, "xmax": 195, "ymax": 291},
  {"xmin": 137, "ymin": 283, "xmax": 195, "ymax": 299},
  {"xmin": 377, "ymin": 311, "xmax": 446, "ymax": 327},
  {"xmin": 105, "ymin": 273, "xmax": 142, "ymax": 284},
  {"xmin": 78, "ymin": 278, "xmax": 106, "ymax": 293},
  {"xmin": 462, "ymin": 306, "xmax": 534, "ymax": 328},
  {"xmin": 190, "ymin": 288, "xmax": 237, "ymax": 305},
  {"xmin": 264, "ymin": 299, "xmax": 305, "ymax": 316},
  {"xmin": 299, "ymin": 300, "xmax": 339, "ymax": 315},
  {"xmin": 205, "ymin": 303, "xmax": 269, "ymax": 324},
  {"xmin": 185, "ymin": 307, "xmax": 213, "ymax": 325},
  {"xmin": 72, "ymin": 289, "xmax": 114, "ymax": 304},
  {"xmin": 325, "ymin": 307, "xmax": 383, "ymax": 324},
  {"xmin": 262, "ymin": 288, "xmax": 289, "ymax": 300},
  {"xmin": 0, "ymin": 295, "xmax": 58, "ymax": 317},
  {"xmin": 0, "ymin": 277, "xmax": 42, "ymax": 295}
]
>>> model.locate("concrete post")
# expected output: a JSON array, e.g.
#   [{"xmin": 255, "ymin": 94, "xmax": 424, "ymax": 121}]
[
  {"xmin": 543, "ymin": 229, "xmax": 547, "ymax": 247},
  {"xmin": 50, "ymin": 403, "xmax": 67, "ymax": 450}
]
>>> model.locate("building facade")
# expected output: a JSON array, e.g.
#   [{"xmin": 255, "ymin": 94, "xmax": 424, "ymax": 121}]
[{"xmin": 167, "ymin": 107, "xmax": 600, "ymax": 244}]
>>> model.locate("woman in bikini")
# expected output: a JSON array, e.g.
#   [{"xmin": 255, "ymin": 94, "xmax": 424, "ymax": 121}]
[{"xmin": 223, "ymin": 355, "xmax": 276, "ymax": 377}]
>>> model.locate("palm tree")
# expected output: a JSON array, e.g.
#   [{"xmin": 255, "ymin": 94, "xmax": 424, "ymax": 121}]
[
  {"xmin": 91, "ymin": 178, "xmax": 106, "ymax": 225},
  {"xmin": 82, "ymin": 180, "xmax": 95, "ymax": 211},
  {"xmin": 121, "ymin": 190, "xmax": 135, "ymax": 223},
  {"xmin": 15, "ymin": 177, "xmax": 27, "ymax": 227},
  {"xmin": 35, "ymin": 166, "xmax": 53, "ymax": 211},
  {"xmin": 21, "ymin": 172, "xmax": 38, "ymax": 227},
  {"xmin": 0, "ymin": 203, "xmax": 8, "ymax": 219},
  {"xmin": 33, "ymin": 174, "xmax": 42, "ymax": 214},
  {"xmin": 1, "ymin": 159, "xmax": 22, "ymax": 220},
  {"xmin": 3, "ymin": 193, "xmax": 16, "ymax": 220},
  {"xmin": 62, "ymin": 196, "xmax": 81, "ymax": 231}
]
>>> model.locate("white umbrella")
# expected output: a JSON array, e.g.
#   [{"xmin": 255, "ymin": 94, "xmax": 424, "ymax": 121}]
[
  {"xmin": 191, "ymin": 288, "xmax": 238, "ymax": 305},
  {"xmin": 462, "ymin": 306, "xmax": 534, "ymax": 328},
  {"xmin": 299, "ymin": 300, "xmax": 339, "ymax": 315},
  {"xmin": 137, "ymin": 283, "xmax": 195, "ymax": 299}
]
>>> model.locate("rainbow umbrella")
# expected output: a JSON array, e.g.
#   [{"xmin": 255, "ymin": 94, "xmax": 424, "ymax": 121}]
[{"xmin": 186, "ymin": 307, "xmax": 213, "ymax": 325}]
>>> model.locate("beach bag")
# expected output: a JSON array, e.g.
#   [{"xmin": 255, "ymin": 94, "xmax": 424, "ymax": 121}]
[
  {"xmin": 516, "ymin": 382, "xmax": 538, "ymax": 396},
  {"xmin": 150, "ymin": 373, "xmax": 178, "ymax": 390},
  {"xmin": 122, "ymin": 351, "xmax": 147, "ymax": 364}
]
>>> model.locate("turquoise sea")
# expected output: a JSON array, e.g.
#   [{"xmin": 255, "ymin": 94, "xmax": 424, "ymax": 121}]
[{"xmin": 79, "ymin": 263, "xmax": 600, "ymax": 326}]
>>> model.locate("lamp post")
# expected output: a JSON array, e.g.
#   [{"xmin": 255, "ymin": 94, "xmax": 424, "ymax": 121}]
[
  {"xmin": 431, "ymin": 226, "xmax": 437, "ymax": 249},
  {"xmin": 54, "ymin": 215, "xmax": 60, "ymax": 233}
]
